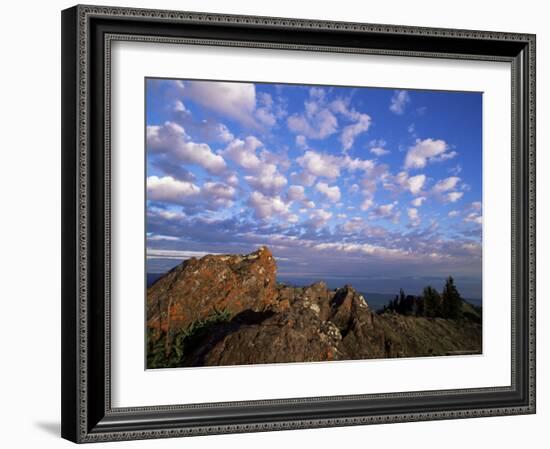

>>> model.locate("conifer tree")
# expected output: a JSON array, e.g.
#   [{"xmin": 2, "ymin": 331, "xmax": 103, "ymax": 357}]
[
  {"xmin": 423, "ymin": 285, "xmax": 441, "ymax": 318},
  {"xmin": 441, "ymin": 276, "xmax": 463, "ymax": 319}
]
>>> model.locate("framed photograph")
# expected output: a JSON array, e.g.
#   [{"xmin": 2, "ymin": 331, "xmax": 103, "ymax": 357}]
[{"xmin": 61, "ymin": 4, "xmax": 536, "ymax": 443}]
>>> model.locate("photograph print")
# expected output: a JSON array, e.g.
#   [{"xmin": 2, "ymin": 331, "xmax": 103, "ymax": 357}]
[{"xmin": 145, "ymin": 78, "xmax": 483, "ymax": 369}]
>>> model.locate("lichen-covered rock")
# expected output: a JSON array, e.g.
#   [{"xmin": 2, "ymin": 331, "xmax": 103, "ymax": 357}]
[{"xmin": 147, "ymin": 246, "xmax": 277, "ymax": 335}]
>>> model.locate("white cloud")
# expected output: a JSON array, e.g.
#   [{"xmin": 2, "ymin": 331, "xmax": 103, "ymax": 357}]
[
  {"xmin": 448, "ymin": 210, "xmax": 460, "ymax": 218},
  {"xmin": 404, "ymin": 138, "xmax": 451, "ymax": 169},
  {"xmin": 295, "ymin": 135, "xmax": 308, "ymax": 149},
  {"xmin": 309, "ymin": 209, "xmax": 333, "ymax": 228},
  {"xmin": 225, "ymin": 173, "xmax": 239, "ymax": 186},
  {"xmin": 449, "ymin": 164, "xmax": 462, "ymax": 175},
  {"xmin": 433, "ymin": 176, "xmax": 461, "ymax": 193},
  {"xmin": 287, "ymin": 107, "xmax": 338, "ymax": 139},
  {"xmin": 216, "ymin": 124, "xmax": 234, "ymax": 143},
  {"xmin": 389, "ymin": 90, "xmax": 410, "ymax": 115},
  {"xmin": 173, "ymin": 100, "xmax": 188, "ymax": 114},
  {"xmin": 411, "ymin": 196, "xmax": 427, "ymax": 207},
  {"xmin": 315, "ymin": 182, "xmax": 341, "ymax": 202},
  {"xmin": 148, "ymin": 234, "xmax": 181, "ymax": 242},
  {"xmin": 146, "ymin": 249, "xmax": 221, "ymax": 260},
  {"xmin": 407, "ymin": 174, "xmax": 426, "ymax": 195},
  {"xmin": 407, "ymin": 208, "xmax": 421, "ymax": 226},
  {"xmin": 446, "ymin": 191, "xmax": 464, "ymax": 203},
  {"xmin": 385, "ymin": 171, "xmax": 426, "ymax": 195},
  {"xmin": 370, "ymin": 146, "xmax": 390, "ymax": 156},
  {"xmin": 464, "ymin": 212, "xmax": 482, "ymax": 225},
  {"xmin": 370, "ymin": 202, "xmax": 401, "ymax": 223},
  {"xmin": 342, "ymin": 156, "xmax": 375, "ymax": 172},
  {"xmin": 329, "ymin": 99, "xmax": 372, "ymax": 151},
  {"xmin": 290, "ymin": 170, "xmax": 317, "ymax": 187},
  {"xmin": 248, "ymin": 191, "xmax": 290, "ymax": 220},
  {"xmin": 287, "ymin": 214, "xmax": 300, "ymax": 224},
  {"xmin": 432, "ymin": 150, "xmax": 458, "ymax": 163},
  {"xmin": 223, "ymin": 136, "xmax": 263, "ymax": 170},
  {"xmin": 202, "ymin": 182, "xmax": 236, "ymax": 200},
  {"xmin": 312, "ymin": 242, "xmax": 406, "ymax": 258},
  {"xmin": 148, "ymin": 207, "xmax": 186, "ymax": 221},
  {"xmin": 287, "ymin": 185, "xmax": 306, "ymax": 202},
  {"xmin": 224, "ymin": 136, "xmax": 288, "ymax": 194},
  {"xmin": 340, "ymin": 114, "xmax": 371, "ymax": 151},
  {"xmin": 244, "ymin": 164, "xmax": 288, "ymax": 194},
  {"xmin": 297, "ymin": 150, "xmax": 341, "ymax": 179},
  {"xmin": 147, "ymin": 121, "xmax": 227, "ymax": 174},
  {"xmin": 360, "ymin": 198, "xmax": 374, "ymax": 211},
  {"xmin": 471, "ymin": 201, "xmax": 482, "ymax": 210},
  {"xmin": 255, "ymin": 107, "xmax": 276, "ymax": 127},
  {"xmin": 181, "ymin": 80, "xmax": 257, "ymax": 128},
  {"xmin": 147, "ymin": 176, "xmax": 200, "ymax": 203}
]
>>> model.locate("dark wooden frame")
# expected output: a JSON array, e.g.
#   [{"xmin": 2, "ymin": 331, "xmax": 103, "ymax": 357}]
[{"xmin": 61, "ymin": 4, "xmax": 536, "ymax": 443}]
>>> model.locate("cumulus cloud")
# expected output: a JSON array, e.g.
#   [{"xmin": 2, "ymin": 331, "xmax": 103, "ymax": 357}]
[
  {"xmin": 147, "ymin": 176, "xmax": 237, "ymax": 211},
  {"xmin": 248, "ymin": 191, "xmax": 290, "ymax": 220},
  {"xmin": 176, "ymin": 80, "xmax": 284, "ymax": 130},
  {"xmin": 433, "ymin": 176, "xmax": 461, "ymax": 193},
  {"xmin": 223, "ymin": 136, "xmax": 288, "ymax": 194},
  {"xmin": 340, "ymin": 114, "xmax": 371, "ymax": 151},
  {"xmin": 407, "ymin": 208, "xmax": 421, "ymax": 226},
  {"xmin": 244, "ymin": 164, "xmax": 288, "ymax": 195},
  {"xmin": 404, "ymin": 138, "xmax": 453, "ymax": 169},
  {"xmin": 297, "ymin": 150, "xmax": 341, "ymax": 179},
  {"xmin": 147, "ymin": 121, "xmax": 226, "ymax": 174},
  {"xmin": 448, "ymin": 210, "xmax": 460, "ymax": 218},
  {"xmin": 308, "ymin": 209, "xmax": 333, "ymax": 228},
  {"xmin": 223, "ymin": 136, "xmax": 263, "ymax": 170},
  {"xmin": 294, "ymin": 150, "xmax": 378, "ymax": 190},
  {"xmin": 389, "ymin": 90, "xmax": 410, "ymax": 115},
  {"xmin": 369, "ymin": 202, "xmax": 401, "ymax": 223},
  {"xmin": 315, "ymin": 182, "xmax": 341, "ymax": 202},
  {"xmin": 287, "ymin": 91, "xmax": 339, "ymax": 140},
  {"xmin": 471, "ymin": 201, "xmax": 482, "ymax": 210},
  {"xmin": 464, "ymin": 212, "xmax": 482, "ymax": 225},
  {"xmin": 370, "ymin": 146, "xmax": 390, "ymax": 156},
  {"xmin": 446, "ymin": 191, "xmax": 464, "ymax": 203},
  {"xmin": 408, "ymin": 174, "xmax": 426, "ymax": 195},
  {"xmin": 411, "ymin": 196, "xmax": 427, "ymax": 207},
  {"xmin": 295, "ymin": 135, "xmax": 308, "ymax": 149},
  {"xmin": 287, "ymin": 185, "xmax": 306, "ymax": 202},
  {"xmin": 360, "ymin": 198, "xmax": 374, "ymax": 211},
  {"xmin": 385, "ymin": 171, "xmax": 426, "ymax": 196},
  {"xmin": 180, "ymin": 80, "xmax": 257, "ymax": 128},
  {"xmin": 147, "ymin": 176, "xmax": 200, "ymax": 203},
  {"xmin": 202, "ymin": 182, "xmax": 236, "ymax": 200}
]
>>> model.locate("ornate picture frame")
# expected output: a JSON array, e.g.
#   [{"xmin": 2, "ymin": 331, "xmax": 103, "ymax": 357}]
[{"xmin": 61, "ymin": 4, "xmax": 536, "ymax": 443}]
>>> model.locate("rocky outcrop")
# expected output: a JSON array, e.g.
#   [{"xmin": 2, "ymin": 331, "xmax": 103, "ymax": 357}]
[
  {"xmin": 147, "ymin": 247, "xmax": 482, "ymax": 368},
  {"xmin": 147, "ymin": 246, "xmax": 277, "ymax": 334}
]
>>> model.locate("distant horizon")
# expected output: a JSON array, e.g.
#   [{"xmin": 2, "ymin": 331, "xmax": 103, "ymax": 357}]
[
  {"xmin": 146, "ymin": 256, "xmax": 482, "ymax": 300},
  {"xmin": 146, "ymin": 79, "xmax": 482, "ymax": 301}
]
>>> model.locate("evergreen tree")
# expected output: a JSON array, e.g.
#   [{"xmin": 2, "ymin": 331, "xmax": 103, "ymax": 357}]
[
  {"xmin": 423, "ymin": 285, "xmax": 441, "ymax": 318},
  {"xmin": 441, "ymin": 276, "xmax": 463, "ymax": 319}
]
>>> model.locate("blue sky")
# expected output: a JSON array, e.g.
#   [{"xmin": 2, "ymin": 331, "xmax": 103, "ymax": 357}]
[{"xmin": 145, "ymin": 78, "xmax": 483, "ymax": 298}]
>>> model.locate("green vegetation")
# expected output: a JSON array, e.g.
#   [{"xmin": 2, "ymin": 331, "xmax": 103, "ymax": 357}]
[
  {"xmin": 381, "ymin": 276, "xmax": 480, "ymax": 321},
  {"xmin": 147, "ymin": 307, "xmax": 232, "ymax": 369}
]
